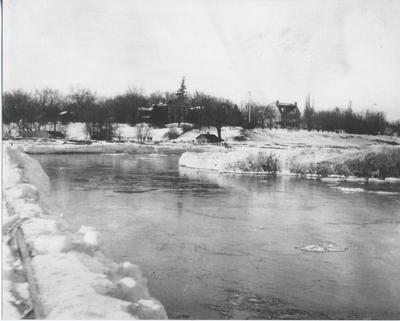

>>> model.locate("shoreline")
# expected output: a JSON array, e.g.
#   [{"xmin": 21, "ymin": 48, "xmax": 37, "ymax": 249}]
[
  {"xmin": 179, "ymin": 164, "xmax": 400, "ymax": 183},
  {"xmin": 4, "ymin": 139, "xmax": 215, "ymax": 155},
  {"xmin": 4, "ymin": 131, "xmax": 400, "ymax": 182}
]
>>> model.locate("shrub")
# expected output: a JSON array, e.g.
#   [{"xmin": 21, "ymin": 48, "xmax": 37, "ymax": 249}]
[
  {"xmin": 232, "ymin": 136, "xmax": 247, "ymax": 141},
  {"xmin": 167, "ymin": 129, "xmax": 181, "ymax": 140},
  {"xmin": 180, "ymin": 123, "xmax": 193, "ymax": 133},
  {"xmin": 310, "ymin": 162, "xmax": 334, "ymax": 177},
  {"xmin": 236, "ymin": 152, "xmax": 278, "ymax": 172},
  {"xmin": 345, "ymin": 147, "xmax": 400, "ymax": 178}
]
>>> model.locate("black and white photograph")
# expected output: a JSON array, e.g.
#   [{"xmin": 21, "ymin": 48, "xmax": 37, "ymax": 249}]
[{"xmin": 2, "ymin": 0, "xmax": 400, "ymax": 319}]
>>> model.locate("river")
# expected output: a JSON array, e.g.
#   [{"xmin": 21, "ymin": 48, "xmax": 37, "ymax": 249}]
[{"xmin": 33, "ymin": 152, "xmax": 400, "ymax": 319}]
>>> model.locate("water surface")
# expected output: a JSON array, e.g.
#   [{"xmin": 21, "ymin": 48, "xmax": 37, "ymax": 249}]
[{"xmin": 34, "ymin": 153, "xmax": 400, "ymax": 319}]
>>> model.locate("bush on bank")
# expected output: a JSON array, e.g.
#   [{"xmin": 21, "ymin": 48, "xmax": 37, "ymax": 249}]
[
  {"xmin": 236, "ymin": 152, "xmax": 279, "ymax": 172},
  {"xmin": 289, "ymin": 147, "xmax": 400, "ymax": 179},
  {"xmin": 345, "ymin": 148, "xmax": 400, "ymax": 179}
]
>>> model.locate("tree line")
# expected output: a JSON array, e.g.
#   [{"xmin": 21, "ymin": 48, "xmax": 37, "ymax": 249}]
[
  {"xmin": 2, "ymin": 85, "xmax": 399, "ymax": 139},
  {"xmin": 302, "ymin": 95, "xmax": 392, "ymax": 135},
  {"xmin": 2, "ymin": 84, "xmax": 243, "ymax": 140}
]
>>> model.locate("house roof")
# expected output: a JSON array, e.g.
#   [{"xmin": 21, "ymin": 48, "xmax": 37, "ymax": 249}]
[
  {"xmin": 277, "ymin": 104, "xmax": 299, "ymax": 114},
  {"xmin": 138, "ymin": 107, "xmax": 154, "ymax": 111},
  {"xmin": 267, "ymin": 101, "xmax": 299, "ymax": 115}
]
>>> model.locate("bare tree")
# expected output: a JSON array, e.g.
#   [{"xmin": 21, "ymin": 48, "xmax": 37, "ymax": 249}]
[
  {"xmin": 2, "ymin": 90, "xmax": 35, "ymax": 130},
  {"xmin": 34, "ymin": 88, "xmax": 63, "ymax": 131}
]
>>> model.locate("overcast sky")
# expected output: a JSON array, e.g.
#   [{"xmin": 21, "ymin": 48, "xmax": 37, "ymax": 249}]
[{"xmin": 4, "ymin": 0, "xmax": 400, "ymax": 119}]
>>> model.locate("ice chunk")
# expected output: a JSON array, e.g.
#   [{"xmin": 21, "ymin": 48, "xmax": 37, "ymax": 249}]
[
  {"xmin": 91, "ymin": 275, "xmax": 116, "ymax": 295},
  {"xmin": 79, "ymin": 226, "xmax": 102, "ymax": 247},
  {"xmin": 6, "ymin": 199, "xmax": 44, "ymax": 218},
  {"xmin": 14, "ymin": 282, "xmax": 30, "ymax": 300},
  {"xmin": 334, "ymin": 187, "xmax": 365, "ymax": 193},
  {"xmin": 300, "ymin": 244, "xmax": 326, "ymax": 253},
  {"xmin": 33, "ymin": 234, "xmax": 72, "ymax": 254},
  {"xmin": 119, "ymin": 261, "xmax": 143, "ymax": 279},
  {"xmin": 120, "ymin": 277, "xmax": 137, "ymax": 288},
  {"xmin": 385, "ymin": 177, "xmax": 400, "ymax": 183},
  {"xmin": 116, "ymin": 276, "xmax": 149, "ymax": 302},
  {"xmin": 128, "ymin": 298, "xmax": 168, "ymax": 319},
  {"xmin": 370, "ymin": 191, "xmax": 399, "ymax": 195},
  {"xmin": 84, "ymin": 230, "xmax": 101, "ymax": 246},
  {"xmin": 5, "ymin": 184, "xmax": 39, "ymax": 201},
  {"xmin": 299, "ymin": 243, "xmax": 346, "ymax": 253},
  {"xmin": 22, "ymin": 218, "xmax": 59, "ymax": 243}
]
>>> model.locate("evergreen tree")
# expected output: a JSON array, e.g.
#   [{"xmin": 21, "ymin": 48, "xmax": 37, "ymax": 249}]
[{"xmin": 176, "ymin": 77, "xmax": 188, "ymax": 125}]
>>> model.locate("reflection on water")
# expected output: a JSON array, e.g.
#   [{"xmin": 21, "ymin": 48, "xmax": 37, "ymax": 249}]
[{"xmin": 34, "ymin": 153, "xmax": 400, "ymax": 319}]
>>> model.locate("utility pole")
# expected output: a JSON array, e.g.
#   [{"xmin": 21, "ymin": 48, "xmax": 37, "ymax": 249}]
[{"xmin": 248, "ymin": 91, "xmax": 252, "ymax": 124}]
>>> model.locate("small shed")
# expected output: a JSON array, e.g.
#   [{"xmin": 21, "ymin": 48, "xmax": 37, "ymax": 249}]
[{"xmin": 195, "ymin": 133, "xmax": 221, "ymax": 144}]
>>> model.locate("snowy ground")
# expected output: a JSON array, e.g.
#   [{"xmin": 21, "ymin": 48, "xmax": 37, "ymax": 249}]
[
  {"xmin": 2, "ymin": 146, "xmax": 167, "ymax": 319},
  {"xmin": 240, "ymin": 128, "xmax": 400, "ymax": 148}
]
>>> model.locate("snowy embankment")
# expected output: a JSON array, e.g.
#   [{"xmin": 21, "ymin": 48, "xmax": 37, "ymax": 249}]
[
  {"xmin": 179, "ymin": 145, "xmax": 400, "ymax": 180},
  {"xmin": 239, "ymin": 128, "xmax": 400, "ymax": 148},
  {"xmin": 2, "ymin": 146, "xmax": 167, "ymax": 319},
  {"xmin": 8, "ymin": 139, "xmax": 217, "ymax": 155}
]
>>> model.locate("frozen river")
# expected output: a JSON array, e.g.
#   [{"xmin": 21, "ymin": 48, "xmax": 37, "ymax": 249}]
[{"xmin": 34, "ymin": 153, "xmax": 400, "ymax": 319}]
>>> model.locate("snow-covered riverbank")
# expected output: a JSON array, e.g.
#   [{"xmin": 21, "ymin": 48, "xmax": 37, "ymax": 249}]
[
  {"xmin": 2, "ymin": 146, "xmax": 167, "ymax": 319},
  {"xmin": 179, "ymin": 145, "xmax": 400, "ymax": 180}
]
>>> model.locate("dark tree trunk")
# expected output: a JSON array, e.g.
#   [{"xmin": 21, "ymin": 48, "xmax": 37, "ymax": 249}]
[{"xmin": 216, "ymin": 126, "xmax": 222, "ymax": 140}]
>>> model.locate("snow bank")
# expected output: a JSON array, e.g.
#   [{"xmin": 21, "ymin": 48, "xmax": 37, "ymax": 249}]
[
  {"xmin": 65, "ymin": 122, "xmax": 90, "ymax": 141},
  {"xmin": 244, "ymin": 128, "xmax": 400, "ymax": 148},
  {"xmin": 113, "ymin": 123, "xmax": 185, "ymax": 142},
  {"xmin": 153, "ymin": 127, "xmax": 183, "ymax": 141},
  {"xmin": 179, "ymin": 145, "xmax": 400, "ymax": 179},
  {"xmin": 334, "ymin": 187, "xmax": 366, "ymax": 193},
  {"xmin": 2, "ymin": 145, "xmax": 167, "ymax": 319},
  {"xmin": 114, "ymin": 124, "xmax": 138, "ymax": 141},
  {"xmin": 179, "ymin": 149, "xmax": 255, "ymax": 172},
  {"xmin": 152, "ymin": 128, "xmax": 171, "ymax": 141}
]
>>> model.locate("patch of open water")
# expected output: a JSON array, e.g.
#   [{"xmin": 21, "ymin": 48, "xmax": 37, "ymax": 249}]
[{"xmin": 34, "ymin": 153, "xmax": 400, "ymax": 319}]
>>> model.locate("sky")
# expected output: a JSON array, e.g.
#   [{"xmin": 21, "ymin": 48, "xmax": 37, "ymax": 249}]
[{"xmin": 3, "ymin": 0, "xmax": 400, "ymax": 119}]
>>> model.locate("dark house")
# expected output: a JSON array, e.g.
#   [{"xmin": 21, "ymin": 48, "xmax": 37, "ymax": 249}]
[
  {"xmin": 138, "ymin": 100, "xmax": 190, "ymax": 126},
  {"xmin": 266, "ymin": 100, "xmax": 301, "ymax": 128},
  {"xmin": 138, "ymin": 106, "xmax": 154, "ymax": 123},
  {"xmin": 59, "ymin": 110, "xmax": 74, "ymax": 124},
  {"xmin": 195, "ymin": 133, "xmax": 221, "ymax": 144}
]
